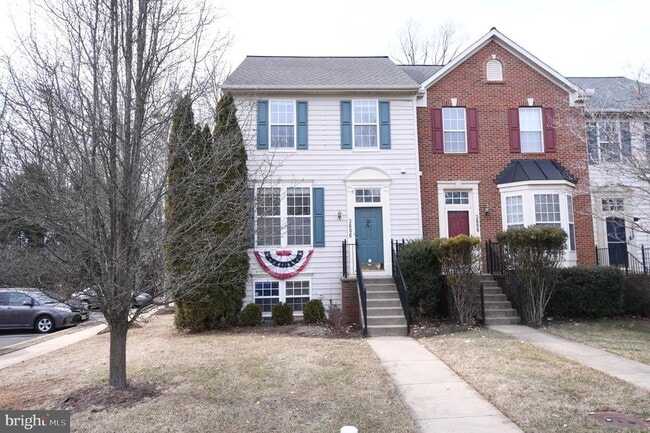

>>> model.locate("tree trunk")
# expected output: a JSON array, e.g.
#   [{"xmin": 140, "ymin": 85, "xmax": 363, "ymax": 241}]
[{"xmin": 108, "ymin": 321, "xmax": 129, "ymax": 388}]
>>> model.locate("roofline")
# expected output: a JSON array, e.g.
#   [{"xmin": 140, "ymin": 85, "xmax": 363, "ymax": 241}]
[
  {"xmin": 221, "ymin": 84, "xmax": 421, "ymax": 93},
  {"xmin": 421, "ymin": 28, "xmax": 581, "ymax": 95}
]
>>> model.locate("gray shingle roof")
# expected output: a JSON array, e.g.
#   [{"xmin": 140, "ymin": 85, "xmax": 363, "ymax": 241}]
[
  {"xmin": 222, "ymin": 56, "xmax": 420, "ymax": 91},
  {"xmin": 568, "ymin": 77, "xmax": 650, "ymax": 112},
  {"xmin": 399, "ymin": 65, "xmax": 443, "ymax": 84},
  {"xmin": 495, "ymin": 159, "xmax": 577, "ymax": 185}
]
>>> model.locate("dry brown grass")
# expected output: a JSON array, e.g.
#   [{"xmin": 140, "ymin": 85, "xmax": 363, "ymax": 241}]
[
  {"xmin": 419, "ymin": 328, "xmax": 650, "ymax": 433},
  {"xmin": 0, "ymin": 314, "xmax": 417, "ymax": 433},
  {"xmin": 543, "ymin": 318, "xmax": 650, "ymax": 364}
]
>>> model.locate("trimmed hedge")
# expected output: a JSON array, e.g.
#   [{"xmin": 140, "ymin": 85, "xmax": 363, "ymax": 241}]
[
  {"xmin": 546, "ymin": 266, "xmax": 624, "ymax": 318},
  {"xmin": 398, "ymin": 239, "xmax": 442, "ymax": 321},
  {"xmin": 622, "ymin": 274, "xmax": 650, "ymax": 317},
  {"xmin": 303, "ymin": 299, "xmax": 326, "ymax": 324},
  {"xmin": 271, "ymin": 302, "xmax": 294, "ymax": 325},
  {"xmin": 239, "ymin": 303, "xmax": 262, "ymax": 326}
]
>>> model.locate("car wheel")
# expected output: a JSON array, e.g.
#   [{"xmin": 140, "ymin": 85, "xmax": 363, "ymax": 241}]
[{"xmin": 35, "ymin": 315, "xmax": 54, "ymax": 334}]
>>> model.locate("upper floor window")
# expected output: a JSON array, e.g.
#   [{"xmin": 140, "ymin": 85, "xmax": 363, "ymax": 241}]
[
  {"xmin": 508, "ymin": 107, "xmax": 555, "ymax": 153},
  {"xmin": 486, "ymin": 59, "xmax": 503, "ymax": 81},
  {"xmin": 519, "ymin": 108, "xmax": 543, "ymax": 153},
  {"xmin": 353, "ymin": 100, "xmax": 378, "ymax": 148},
  {"xmin": 587, "ymin": 121, "xmax": 631, "ymax": 163},
  {"xmin": 443, "ymin": 108, "xmax": 467, "ymax": 153},
  {"xmin": 270, "ymin": 101, "xmax": 295, "ymax": 148},
  {"xmin": 257, "ymin": 100, "xmax": 308, "ymax": 150}
]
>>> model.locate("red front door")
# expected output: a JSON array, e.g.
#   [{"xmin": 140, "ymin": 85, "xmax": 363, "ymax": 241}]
[{"xmin": 448, "ymin": 211, "xmax": 470, "ymax": 238}]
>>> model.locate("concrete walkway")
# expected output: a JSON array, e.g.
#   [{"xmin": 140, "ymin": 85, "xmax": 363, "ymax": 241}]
[
  {"xmin": 0, "ymin": 323, "xmax": 106, "ymax": 370},
  {"xmin": 367, "ymin": 337, "xmax": 523, "ymax": 433},
  {"xmin": 489, "ymin": 325, "xmax": 650, "ymax": 391}
]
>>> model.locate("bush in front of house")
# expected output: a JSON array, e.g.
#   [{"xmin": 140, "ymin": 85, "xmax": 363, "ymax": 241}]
[
  {"xmin": 272, "ymin": 302, "xmax": 294, "ymax": 325},
  {"xmin": 546, "ymin": 266, "xmax": 624, "ymax": 318},
  {"xmin": 432, "ymin": 235, "xmax": 481, "ymax": 325},
  {"xmin": 622, "ymin": 274, "xmax": 650, "ymax": 317},
  {"xmin": 239, "ymin": 303, "xmax": 263, "ymax": 326},
  {"xmin": 398, "ymin": 239, "xmax": 442, "ymax": 322},
  {"xmin": 497, "ymin": 226, "xmax": 567, "ymax": 326},
  {"xmin": 303, "ymin": 299, "xmax": 326, "ymax": 324}
]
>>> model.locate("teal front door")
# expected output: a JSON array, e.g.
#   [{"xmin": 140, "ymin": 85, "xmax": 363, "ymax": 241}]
[{"xmin": 355, "ymin": 207, "xmax": 384, "ymax": 270}]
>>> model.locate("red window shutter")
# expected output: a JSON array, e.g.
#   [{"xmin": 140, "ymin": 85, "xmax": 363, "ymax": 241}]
[
  {"xmin": 508, "ymin": 108, "xmax": 521, "ymax": 153},
  {"xmin": 543, "ymin": 107, "xmax": 556, "ymax": 153},
  {"xmin": 432, "ymin": 108, "xmax": 443, "ymax": 154},
  {"xmin": 467, "ymin": 108, "xmax": 479, "ymax": 153}
]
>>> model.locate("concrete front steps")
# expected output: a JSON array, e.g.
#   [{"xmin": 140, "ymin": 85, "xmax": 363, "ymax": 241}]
[
  {"xmin": 364, "ymin": 276, "xmax": 408, "ymax": 337},
  {"xmin": 476, "ymin": 274, "xmax": 521, "ymax": 325}
]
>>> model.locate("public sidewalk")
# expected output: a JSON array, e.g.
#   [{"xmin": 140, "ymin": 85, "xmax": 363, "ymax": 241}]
[
  {"xmin": 0, "ymin": 323, "xmax": 106, "ymax": 370},
  {"xmin": 489, "ymin": 325, "xmax": 650, "ymax": 391},
  {"xmin": 367, "ymin": 337, "xmax": 523, "ymax": 433}
]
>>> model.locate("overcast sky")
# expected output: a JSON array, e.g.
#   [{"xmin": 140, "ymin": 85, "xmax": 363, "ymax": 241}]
[{"xmin": 2, "ymin": 0, "xmax": 649, "ymax": 80}]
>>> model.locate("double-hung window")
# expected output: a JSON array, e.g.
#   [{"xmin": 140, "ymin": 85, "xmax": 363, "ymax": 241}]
[
  {"xmin": 353, "ymin": 100, "xmax": 378, "ymax": 148},
  {"xmin": 534, "ymin": 194, "xmax": 561, "ymax": 227},
  {"xmin": 567, "ymin": 196, "xmax": 575, "ymax": 251},
  {"xmin": 519, "ymin": 108, "xmax": 543, "ymax": 153},
  {"xmin": 505, "ymin": 195, "xmax": 524, "ymax": 229},
  {"xmin": 254, "ymin": 280, "xmax": 311, "ymax": 315},
  {"xmin": 587, "ymin": 121, "xmax": 631, "ymax": 163},
  {"xmin": 270, "ymin": 101, "xmax": 295, "ymax": 148},
  {"xmin": 443, "ymin": 108, "xmax": 467, "ymax": 153},
  {"xmin": 255, "ymin": 186, "xmax": 312, "ymax": 247}
]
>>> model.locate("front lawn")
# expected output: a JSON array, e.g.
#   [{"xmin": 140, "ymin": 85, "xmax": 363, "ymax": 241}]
[
  {"xmin": 0, "ymin": 314, "xmax": 417, "ymax": 433},
  {"xmin": 419, "ymin": 328, "xmax": 650, "ymax": 433},
  {"xmin": 544, "ymin": 318, "xmax": 650, "ymax": 364}
]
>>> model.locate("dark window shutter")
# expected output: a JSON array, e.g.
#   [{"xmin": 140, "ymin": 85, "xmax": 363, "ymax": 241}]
[
  {"xmin": 340, "ymin": 101, "xmax": 352, "ymax": 149},
  {"xmin": 257, "ymin": 101, "xmax": 269, "ymax": 149},
  {"xmin": 508, "ymin": 108, "xmax": 521, "ymax": 153},
  {"xmin": 587, "ymin": 122, "xmax": 598, "ymax": 164},
  {"xmin": 297, "ymin": 101, "xmax": 308, "ymax": 150},
  {"xmin": 620, "ymin": 121, "xmax": 631, "ymax": 155},
  {"xmin": 432, "ymin": 108, "xmax": 443, "ymax": 153},
  {"xmin": 248, "ymin": 188, "xmax": 255, "ymax": 248},
  {"xmin": 312, "ymin": 187, "xmax": 325, "ymax": 247},
  {"xmin": 379, "ymin": 101, "xmax": 391, "ymax": 149},
  {"xmin": 467, "ymin": 108, "xmax": 479, "ymax": 153},
  {"xmin": 543, "ymin": 107, "xmax": 556, "ymax": 153}
]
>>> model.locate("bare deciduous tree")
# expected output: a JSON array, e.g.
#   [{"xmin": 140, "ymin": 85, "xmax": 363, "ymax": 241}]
[
  {"xmin": 0, "ymin": 0, "xmax": 232, "ymax": 389},
  {"xmin": 396, "ymin": 19, "xmax": 466, "ymax": 65}
]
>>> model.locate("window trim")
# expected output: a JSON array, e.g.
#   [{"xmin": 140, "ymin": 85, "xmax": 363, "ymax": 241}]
[
  {"xmin": 252, "ymin": 278, "xmax": 312, "ymax": 316},
  {"xmin": 352, "ymin": 100, "xmax": 379, "ymax": 150},
  {"xmin": 269, "ymin": 100, "xmax": 296, "ymax": 150},
  {"xmin": 519, "ymin": 107, "xmax": 544, "ymax": 153},
  {"xmin": 254, "ymin": 184, "xmax": 313, "ymax": 248}
]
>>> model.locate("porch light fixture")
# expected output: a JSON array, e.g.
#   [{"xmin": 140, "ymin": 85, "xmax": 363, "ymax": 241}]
[
  {"xmin": 450, "ymin": 97, "xmax": 458, "ymax": 107},
  {"xmin": 337, "ymin": 210, "xmax": 342, "ymax": 221},
  {"xmin": 484, "ymin": 206, "xmax": 491, "ymax": 215},
  {"xmin": 527, "ymin": 97, "xmax": 534, "ymax": 106}
]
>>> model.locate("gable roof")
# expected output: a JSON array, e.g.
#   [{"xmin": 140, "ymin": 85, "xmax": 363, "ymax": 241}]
[
  {"xmin": 421, "ymin": 28, "xmax": 580, "ymax": 95},
  {"xmin": 568, "ymin": 76, "xmax": 650, "ymax": 112},
  {"xmin": 399, "ymin": 65, "xmax": 443, "ymax": 84},
  {"xmin": 222, "ymin": 56, "xmax": 420, "ymax": 92},
  {"xmin": 495, "ymin": 159, "xmax": 577, "ymax": 185}
]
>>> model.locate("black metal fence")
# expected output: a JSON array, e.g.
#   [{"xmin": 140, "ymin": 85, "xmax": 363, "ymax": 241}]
[
  {"xmin": 391, "ymin": 239, "xmax": 411, "ymax": 334},
  {"xmin": 595, "ymin": 245, "xmax": 648, "ymax": 275}
]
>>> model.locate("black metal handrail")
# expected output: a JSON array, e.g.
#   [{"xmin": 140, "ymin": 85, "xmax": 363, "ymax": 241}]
[
  {"xmin": 353, "ymin": 239, "xmax": 368, "ymax": 336},
  {"xmin": 391, "ymin": 239, "xmax": 411, "ymax": 334},
  {"xmin": 342, "ymin": 239, "xmax": 349, "ymax": 278},
  {"xmin": 479, "ymin": 282, "xmax": 486, "ymax": 325},
  {"xmin": 595, "ymin": 245, "xmax": 648, "ymax": 275},
  {"xmin": 486, "ymin": 239, "xmax": 505, "ymax": 274}
]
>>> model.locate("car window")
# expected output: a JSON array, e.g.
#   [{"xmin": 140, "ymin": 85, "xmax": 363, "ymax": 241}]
[
  {"xmin": 0, "ymin": 292, "xmax": 9, "ymax": 306},
  {"xmin": 8, "ymin": 292, "xmax": 32, "ymax": 306}
]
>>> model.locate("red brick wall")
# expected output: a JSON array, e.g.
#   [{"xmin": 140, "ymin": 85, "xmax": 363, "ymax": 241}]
[
  {"xmin": 341, "ymin": 278, "xmax": 360, "ymax": 324},
  {"xmin": 417, "ymin": 41, "xmax": 596, "ymax": 266}
]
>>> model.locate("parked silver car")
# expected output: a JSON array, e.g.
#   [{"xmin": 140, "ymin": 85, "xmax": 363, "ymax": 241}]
[{"xmin": 0, "ymin": 288, "xmax": 85, "ymax": 333}]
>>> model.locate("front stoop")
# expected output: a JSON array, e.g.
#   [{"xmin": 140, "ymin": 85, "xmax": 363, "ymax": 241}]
[
  {"xmin": 476, "ymin": 274, "xmax": 521, "ymax": 325},
  {"xmin": 364, "ymin": 276, "xmax": 408, "ymax": 337}
]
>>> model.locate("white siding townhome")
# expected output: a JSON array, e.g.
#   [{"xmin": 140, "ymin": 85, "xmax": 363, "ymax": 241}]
[
  {"xmin": 222, "ymin": 57, "xmax": 424, "ymax": 316},
  {"xmin": 569, "ymin": 76, "xmax": 650, "ymax": 269}
]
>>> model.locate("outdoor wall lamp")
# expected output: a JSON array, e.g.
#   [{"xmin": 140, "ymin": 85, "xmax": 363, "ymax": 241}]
[
  {"xmin": 337, "ymin": 210, "xmax": 342, "ymax": 221},
  {"xmin": 484, "ymin": 206, "xmax": 491, "ymax": 215}
]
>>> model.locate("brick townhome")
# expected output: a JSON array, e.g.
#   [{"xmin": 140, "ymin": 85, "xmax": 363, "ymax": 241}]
[{"xmin": 404, "ymin": 28, "xmax": 596, "ymax": 266}]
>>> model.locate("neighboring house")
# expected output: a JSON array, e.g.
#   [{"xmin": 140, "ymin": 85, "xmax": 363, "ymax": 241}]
[
  {"xmin": 222, "ymin": 57, "xmax": 424, "ymax": 316},
  {"xmin": 568, "ymin": 76, "xmax": 650, "ymax": 269},
  {"xmin": 405, "ymin": 28, "xmax": 596, "ymax": 266}
]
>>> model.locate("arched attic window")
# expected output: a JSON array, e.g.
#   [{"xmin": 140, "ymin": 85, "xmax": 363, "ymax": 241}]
[{"xmin": 486, "ymin": 59, "xmax": 503, "ymax": 81}]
